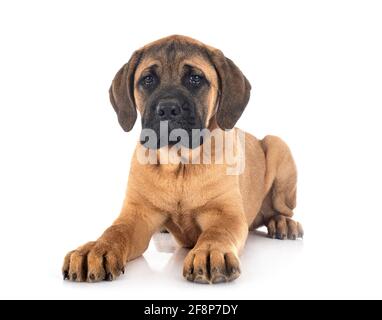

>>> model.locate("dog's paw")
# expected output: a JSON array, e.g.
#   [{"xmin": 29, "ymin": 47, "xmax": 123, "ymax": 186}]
[
  {"xmin": 183, "ymin": 249, "xmax": 241, "ymax": 284},
  {"xmin": 266, "ymin": 215, "xmax": 304, "ymax": 240},
  {"xmin": 62, "ymin": 241, "xmax": 125, "ymax": 282}
]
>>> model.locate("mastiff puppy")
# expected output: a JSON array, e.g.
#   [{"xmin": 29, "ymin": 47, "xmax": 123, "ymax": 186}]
[{"xmin": 63, "ymin": 35, "xmax": 303, "ymax": 284}]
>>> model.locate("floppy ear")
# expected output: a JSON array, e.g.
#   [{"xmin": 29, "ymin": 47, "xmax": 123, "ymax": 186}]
[
  {"xmin": 209, "ymin": 49, "xmax": 251, "ymax": 130},
  {"xmin": 109, "ymin": 50, "xmax": 142, "ymax": 132}
]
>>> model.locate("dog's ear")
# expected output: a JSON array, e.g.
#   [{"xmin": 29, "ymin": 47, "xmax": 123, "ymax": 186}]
[
  {"xmin": 109, "ymin": 50, "xmax": 142, "ymax": 132},
  {"xmin": 208, "ymin": 49, "xmax": 251, "ymax": 130}
]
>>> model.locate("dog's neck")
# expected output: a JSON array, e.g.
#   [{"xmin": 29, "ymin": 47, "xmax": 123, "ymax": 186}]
[{"xmin": 135, "ymin": 124, "xmax": 244, "ymax": 177}]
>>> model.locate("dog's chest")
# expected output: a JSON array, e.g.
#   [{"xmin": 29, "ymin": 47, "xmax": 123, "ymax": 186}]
[
  {"xmin": 133, "ymin": 163, "xmax": 236, "ymax": 246},
  {"xmin": 153, "ymin": 172, "xmax": 209, "ymax": 212},
  {"xmin": 142, "ymin": 163, "xmax": 228, "ymax": 213}
]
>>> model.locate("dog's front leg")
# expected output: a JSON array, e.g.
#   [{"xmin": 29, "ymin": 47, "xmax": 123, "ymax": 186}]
[
  {"xmin": 62, "ymin": 199, "xmax": 166, "ymax": 282},
  {"xmin": 183, "ymin": 205, "xmax": 248, "ymax": 284}
]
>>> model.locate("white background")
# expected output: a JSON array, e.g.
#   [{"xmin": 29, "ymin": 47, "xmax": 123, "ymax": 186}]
[{"xmin": 0, "ymin": 0, "xmax": 381, "ymax": 300}]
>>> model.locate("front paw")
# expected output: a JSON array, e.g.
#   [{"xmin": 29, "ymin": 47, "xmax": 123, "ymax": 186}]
[
  {"xmin": 183, "ymin": 249, "xmax": 241, "ymax": 284},
  {"xmin": 62, "ymin": 241, "xmax": 125, "ymax": 282}
]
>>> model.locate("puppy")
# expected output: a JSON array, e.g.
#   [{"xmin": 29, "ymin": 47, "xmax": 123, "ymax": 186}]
[{"xmin": 63, "ymin": 35, "xmax": 303, "ymax": 284}]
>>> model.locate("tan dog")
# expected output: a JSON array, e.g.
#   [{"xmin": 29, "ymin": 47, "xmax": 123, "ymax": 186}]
[{"xmin": 62, "ymin": 35, "xmax": 303, "ymax": 284}]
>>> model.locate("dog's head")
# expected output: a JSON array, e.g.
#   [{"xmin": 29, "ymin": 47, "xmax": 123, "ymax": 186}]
[{"xmin": 109, "ymin": 35, "xmax": 251, "ymax": 149}]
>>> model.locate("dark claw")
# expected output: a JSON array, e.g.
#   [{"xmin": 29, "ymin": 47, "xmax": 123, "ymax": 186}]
[
  {"xmin": 186, "ymin": 274, "xmax": 194, "ymax": 281},
  {"xmin": 89, "ymin": 273, "xmax": 95, "ymax": 281},
  {"xmin": 121, "ymin": 267, "xmax": 125, "ymax": 275},
  {"xmin": 63, "ymin": 271, "xmax": 69, "ymax": 280},
  {"xmin": 105, "ymin": 273, "xmax": 113, "ymax": 281},
  {"xmin": 72, "ymin": 273, "xmax": 77, "ymax": 281},
  {"xmin": 276, "ymin": 233, "xmax": 286, "ymax": 240}
]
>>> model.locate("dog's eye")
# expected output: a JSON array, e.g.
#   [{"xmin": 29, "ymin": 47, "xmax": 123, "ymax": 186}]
[
  {"xmin": 189, "ymin": 74, "xmax": 203, "ymax": 86},
  {"xmin": 142, "ymin": 75, "xmax": 155, "ymax": 87}
]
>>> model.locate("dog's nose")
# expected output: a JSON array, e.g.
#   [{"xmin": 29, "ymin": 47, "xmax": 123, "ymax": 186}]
[{"xmin": 156, "ymin": 101, "xmax": 182, "ymax": 120}]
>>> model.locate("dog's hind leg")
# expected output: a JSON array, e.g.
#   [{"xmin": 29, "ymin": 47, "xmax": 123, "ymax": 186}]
[{"xmin": 260, "ymin": 135, "xmax": 303, "ymax": 240}]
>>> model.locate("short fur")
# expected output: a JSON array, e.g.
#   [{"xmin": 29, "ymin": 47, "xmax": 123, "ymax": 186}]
[{"xmin": 63, "ymin": 35, "xmax": 303, "ymax": 284}]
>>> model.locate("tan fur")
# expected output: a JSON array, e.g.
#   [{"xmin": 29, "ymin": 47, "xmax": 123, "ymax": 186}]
[{"xmin": 63, "ymin": 35, "xmax": 302, "ymax": 284}]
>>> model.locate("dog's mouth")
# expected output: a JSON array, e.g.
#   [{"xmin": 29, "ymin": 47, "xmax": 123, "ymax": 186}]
[
  {"xmin": 141, "ymin": 97, "xmax": 205, "ymax": 149},
  {"xmin": 140, "ymin": 120, "xmax": 205, "ymax": 149}
]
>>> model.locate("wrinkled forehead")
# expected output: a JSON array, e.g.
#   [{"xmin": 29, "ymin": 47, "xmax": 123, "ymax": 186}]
[{"xmin": 135, "ymin": 41, "xmax": 218, "ymax": 84}]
